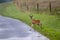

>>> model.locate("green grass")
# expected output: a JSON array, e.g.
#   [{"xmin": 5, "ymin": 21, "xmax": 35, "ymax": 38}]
[{"xmin": 0, "ymin": 3, "xmax": 60, "ymax": 40}]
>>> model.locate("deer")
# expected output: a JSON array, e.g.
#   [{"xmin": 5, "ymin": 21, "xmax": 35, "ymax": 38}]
[{"xmin": 29, "ymin": 15, "xmax": 42, "ymax": 29}]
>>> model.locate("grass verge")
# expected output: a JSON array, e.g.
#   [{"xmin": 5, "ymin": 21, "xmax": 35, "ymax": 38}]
[{"xmin": 0, "ymin": 3, "xmax": 60, "ymax": 40}]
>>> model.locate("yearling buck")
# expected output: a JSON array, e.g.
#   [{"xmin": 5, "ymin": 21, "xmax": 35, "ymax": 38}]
[{"xmin": 30, "ymin": 15, "xmax": 42, "ymax": 29}]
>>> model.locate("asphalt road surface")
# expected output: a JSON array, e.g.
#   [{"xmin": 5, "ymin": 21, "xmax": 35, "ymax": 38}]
[{"xmin": 0, "ymin": 16, "xmax": 49, "ymax": 40}]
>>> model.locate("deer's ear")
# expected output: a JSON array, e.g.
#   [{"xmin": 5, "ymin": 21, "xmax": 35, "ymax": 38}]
[
  {"xmin": 29, "ymin": 14, "xmax": 33, "ymax": 16},
  {"xmin": 31, "ymin": 15, "xmax": 33, "ymax": 17}
]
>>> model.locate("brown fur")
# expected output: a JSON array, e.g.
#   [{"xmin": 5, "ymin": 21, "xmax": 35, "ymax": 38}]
[{"xmin": 32, "ymin": 20, "xmax": 40, "ymax": 24}]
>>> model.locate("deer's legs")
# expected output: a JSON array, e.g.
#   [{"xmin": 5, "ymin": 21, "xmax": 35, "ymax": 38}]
[
  {"xmin": 40, "ymin": 23, "xmax": 42, "ymax": 29},
  {"xmin": 37, "ymin": 23, "xmax": 42, "ymax": 29},
  {"xmin": 31, "ymin": 23, "xmax": 34, "ymax": 27}
]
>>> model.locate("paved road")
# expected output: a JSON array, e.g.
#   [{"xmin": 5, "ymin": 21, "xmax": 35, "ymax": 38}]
[{"xmin": 0, "ymin": 16, "xmax": 49, "ymax": 40}]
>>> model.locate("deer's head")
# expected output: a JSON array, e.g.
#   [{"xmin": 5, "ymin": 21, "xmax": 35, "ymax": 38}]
[{"xmin": 29, "ymin": 15, "xmax": 33, "ymax": 20}]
